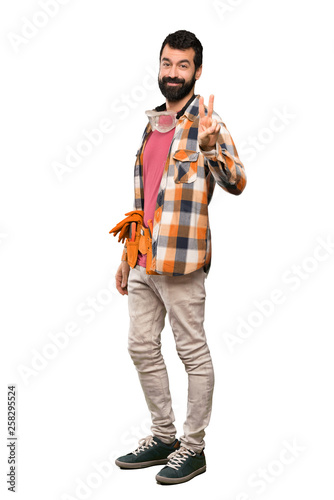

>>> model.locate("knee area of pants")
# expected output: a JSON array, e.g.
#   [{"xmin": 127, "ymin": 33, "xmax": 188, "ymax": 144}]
[
  {"xmin": 176, "ymin": 341, "xmax": 210, "ymax": 359},
  {"xmin": 176, "ymin": 348, "xmax": 213, "ymax": 371},
  {"xmin": 128, "ymin": 343, "xmax": 162, "ymax": 362}
]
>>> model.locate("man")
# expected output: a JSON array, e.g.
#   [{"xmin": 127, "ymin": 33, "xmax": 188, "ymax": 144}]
[{"xmin": 111, "ymin": 30, "xmax": 246, "ymax": 485}]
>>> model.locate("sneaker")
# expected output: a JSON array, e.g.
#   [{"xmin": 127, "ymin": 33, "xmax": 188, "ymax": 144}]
[
  {"xmin": 155, "ymin": 446, "xmax": 206, "ymax": 484},
  {"xmin": 115, "ymin": 435, "xmax": 180, "ymax": 469}
]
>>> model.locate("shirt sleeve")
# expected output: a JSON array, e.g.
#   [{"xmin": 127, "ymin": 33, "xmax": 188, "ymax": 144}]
[{"xmin": 200, "ymin": 118, "xmax": 247, "ymax": 195}]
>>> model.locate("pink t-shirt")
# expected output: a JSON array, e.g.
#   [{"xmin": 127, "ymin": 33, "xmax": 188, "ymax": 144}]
[{"xmin": 137, "ymin": 127, "xmax": 175, "ymax": 268}]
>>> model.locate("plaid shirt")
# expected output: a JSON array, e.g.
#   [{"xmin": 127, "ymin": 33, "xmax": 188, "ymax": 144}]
[{"xmin": 122, "ymin": 94, "xmax": 246, "ymax": 276}]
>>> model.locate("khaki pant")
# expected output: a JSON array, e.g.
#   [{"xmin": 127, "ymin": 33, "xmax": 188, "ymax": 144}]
[{"xmin": 127, "ymin": 264, "xmax": 214, "ymax": 453}]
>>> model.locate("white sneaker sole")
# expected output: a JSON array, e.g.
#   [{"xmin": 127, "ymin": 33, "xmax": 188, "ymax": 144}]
[
  {"xmin": 155, "ymin": 465, "xmax": 207, "ymax": 484},
  {"xmin": 115, "ymin": 458, "xmax": 169, "ymax": 469}
]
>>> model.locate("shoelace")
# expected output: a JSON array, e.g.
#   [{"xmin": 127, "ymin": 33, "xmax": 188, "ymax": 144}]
[
  {"xmin": 166, "ymin": 446, "xmax": 197, "ymax": 470},
  {"xmin": 132, "ymin": 436, "xmax": 157, "ymax": 456}
]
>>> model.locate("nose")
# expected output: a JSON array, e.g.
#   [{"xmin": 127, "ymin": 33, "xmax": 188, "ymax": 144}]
[{"xmin": 168, "ymin": 65, "xmax": 178, "ymax": 79}]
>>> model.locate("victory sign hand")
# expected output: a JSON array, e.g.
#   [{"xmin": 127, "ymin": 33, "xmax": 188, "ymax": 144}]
[{"xmin": 198, "ymin": 94, "xmax": 221, "ymax": 151}]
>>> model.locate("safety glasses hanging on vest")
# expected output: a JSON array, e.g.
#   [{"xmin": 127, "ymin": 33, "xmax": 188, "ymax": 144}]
[{"xmin": 145, "ymin": 110, "xmax": 177, "ymax": 133}]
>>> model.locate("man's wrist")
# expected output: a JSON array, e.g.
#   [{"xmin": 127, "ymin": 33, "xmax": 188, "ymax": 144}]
[
  {"xmin": 199, "ymin": 142, "xmax": 211, "ymax": 151},
  {"xmin": 199, "ymin": 143, "xmax": 218, "ymax": 156}
]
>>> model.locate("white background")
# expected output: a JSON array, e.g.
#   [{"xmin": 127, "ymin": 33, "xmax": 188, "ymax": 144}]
[{"xmin": 1, "ymin": 0, "xmax": 333, "ymax": 498}]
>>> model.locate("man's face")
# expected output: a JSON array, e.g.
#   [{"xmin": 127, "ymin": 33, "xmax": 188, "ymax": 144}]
[{"xmin": 158, "ymin": 45, "xmax": 202, "ymax": 102}]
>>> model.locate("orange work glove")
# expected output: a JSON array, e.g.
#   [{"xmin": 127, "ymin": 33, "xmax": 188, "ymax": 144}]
[{"xmin": 109, "ymin": 210, "xmax": 144, "ymax": 243}]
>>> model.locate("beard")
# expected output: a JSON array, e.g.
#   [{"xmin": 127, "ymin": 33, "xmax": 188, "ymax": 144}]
[{"xmin": 158, "ymin": 70, "xmax": 197, "ymax": 102}]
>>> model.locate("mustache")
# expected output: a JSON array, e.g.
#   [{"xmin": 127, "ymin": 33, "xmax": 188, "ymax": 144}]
[{"xmin": 161, "ymin": 76, "xmax": 185, "ymax": 85}]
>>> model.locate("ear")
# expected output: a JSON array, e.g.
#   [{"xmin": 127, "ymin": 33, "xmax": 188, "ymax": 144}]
[{"xmin": 195, "ymin": 65, "xmax": 203, "ymax": 80}]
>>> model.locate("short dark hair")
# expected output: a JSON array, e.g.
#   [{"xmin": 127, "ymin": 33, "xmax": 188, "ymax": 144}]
[{"xmin": 160, "ymin": 30, "xmax": 203, "ymax": 70}]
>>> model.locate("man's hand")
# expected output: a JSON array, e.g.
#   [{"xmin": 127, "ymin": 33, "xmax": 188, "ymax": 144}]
[
  {"xmin": 198, "ymin": 94, "xmax": 221, "ymax": 151},
  {"xmin": 115, "ymin": 261, "xmax": 130, "ymax": 295}
]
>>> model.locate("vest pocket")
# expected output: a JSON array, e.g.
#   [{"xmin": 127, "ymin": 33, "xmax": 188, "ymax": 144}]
[{"xmin": 173, "ymin": 149, "xmax": 199, "ymax": 183}]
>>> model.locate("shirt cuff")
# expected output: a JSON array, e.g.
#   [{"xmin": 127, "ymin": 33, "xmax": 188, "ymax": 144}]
[{"xmin": 199, "ymin": 144, "xmax": 218, "ymax": 158}]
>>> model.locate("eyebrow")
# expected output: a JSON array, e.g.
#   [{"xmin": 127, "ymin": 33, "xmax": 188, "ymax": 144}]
[{"xmin": 161, "ymin": 57, "xmax": 191, "ymax": 64}]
